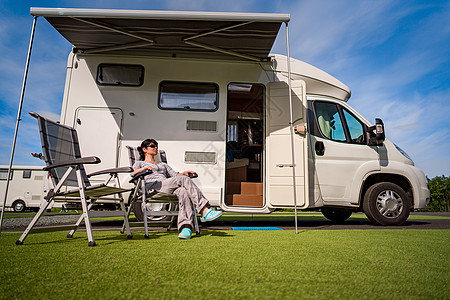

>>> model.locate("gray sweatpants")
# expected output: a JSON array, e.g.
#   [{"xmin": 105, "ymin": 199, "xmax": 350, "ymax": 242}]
[{"xmin": 150, "ymin": 176, "xmax": 209, "ymax": 230}]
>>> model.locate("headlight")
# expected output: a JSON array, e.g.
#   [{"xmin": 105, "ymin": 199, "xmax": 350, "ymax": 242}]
[{"xmin": 394, "ymin": 144, "xmax": 414, "ymax": 163}]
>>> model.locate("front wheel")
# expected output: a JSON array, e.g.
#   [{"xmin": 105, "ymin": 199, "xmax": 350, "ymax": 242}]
[
  {"xmin": 363, "ymin": 182, "xmax": 411, "ymax": 226},
  {"xmin": 321, "ymin": 208, "xmax": 352, "ymax": 223},
  {"xmin": 12, "ymin": 200, "xmax": 26, "ymax": 212}
]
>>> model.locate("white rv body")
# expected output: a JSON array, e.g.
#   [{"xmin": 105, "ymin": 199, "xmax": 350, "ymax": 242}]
[
  {"xmin": 58, "ymin": 52, "xmax": 429, "ymax": 215},
  {"xmin": 0, "ymin": 166, "xmax": 52, "ymax": 212},
  {"xmin": 29, "ymin": 8, "xmax": 429, "ymax": 225}
]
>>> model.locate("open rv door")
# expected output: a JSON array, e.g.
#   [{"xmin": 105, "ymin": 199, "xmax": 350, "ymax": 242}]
[{"xmin": 267, "ymin": 80, "xmax": 308, "ymax": 208}]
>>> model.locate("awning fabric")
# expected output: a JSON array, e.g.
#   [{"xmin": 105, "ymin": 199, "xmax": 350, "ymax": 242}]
[{"xmin": 31, "ymin": 8, "xmax": 290, "ymax": 61}]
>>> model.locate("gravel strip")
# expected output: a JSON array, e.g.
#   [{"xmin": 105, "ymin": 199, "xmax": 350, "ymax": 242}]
[{"xmin": 2, "ymin": 215, "xmax": 80, "ymax": 230}]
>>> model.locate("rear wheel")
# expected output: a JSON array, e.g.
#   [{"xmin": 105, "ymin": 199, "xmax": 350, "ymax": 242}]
[
  {"xmin": 363, "ymin": 182, "xmax": 411, "ymax": 225},
  {"xmin": 12, "ymin": 200, "xmax": 26, "ymax": 212},
  {"xmin": 132, "ymin": 200, "xmax": 177, "ymax": 222},
  {"xmin": 321, "ymin": 208, "xmax": 352, "ymax": 223}
]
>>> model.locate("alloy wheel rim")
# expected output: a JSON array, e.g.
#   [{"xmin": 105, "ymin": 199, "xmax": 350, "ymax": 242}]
[
  {"xmin": 145, "ymin": 202, "xmax": 170, "ymax": 221},
  {"xmin": 376, "ymin": 189, "xmax": 403, "ymax": 219},
  {"xmin": 15, "ymin": 202, "xmax": 24, "ymax": 211}
]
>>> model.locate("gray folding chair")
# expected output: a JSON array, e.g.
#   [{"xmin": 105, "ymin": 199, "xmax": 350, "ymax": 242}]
[
  {"xmin": 123, "ymin": 146, "xmax": 200, "ymax": 238},
  {"xmin": 16, "ymin": 112, "xmax": 133, "ymax": 247}
]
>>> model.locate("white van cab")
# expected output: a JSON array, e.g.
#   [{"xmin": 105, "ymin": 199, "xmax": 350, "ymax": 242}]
[{"xmin": 26, "ymin": 8, "xmax": 430, "ymax": 226}]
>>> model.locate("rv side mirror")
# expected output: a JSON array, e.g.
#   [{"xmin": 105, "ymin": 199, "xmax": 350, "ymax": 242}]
[{"xmin": 366, "ymin": 118, "xmax": 385, "ymax": 146}]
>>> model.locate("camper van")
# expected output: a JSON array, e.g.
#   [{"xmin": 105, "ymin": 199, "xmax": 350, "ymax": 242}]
[
  {"xmin": 28, "ymin": 8, "xmax": 430, "ymax": 226},
  {"xmin": 0, "ymin": 166, "xmax": 51, "ymax": 212}
]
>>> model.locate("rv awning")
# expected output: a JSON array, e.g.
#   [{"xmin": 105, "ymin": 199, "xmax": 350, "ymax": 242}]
[{"xmin": 31, "ymin": 8, "xmax": 290, "ymax": 61}]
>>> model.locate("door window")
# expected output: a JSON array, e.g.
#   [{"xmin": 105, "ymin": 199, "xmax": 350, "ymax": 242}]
[
  {"xmin": 313, "ymin": 102, "xmax": 346, "ymax": 142},
  {"xmin": 313, "ymin": 101, "xmax": 366, "ymax": 144},
  {"xmin": 343, "ymin": 109, "xmax": 365, "ymax": 144}
]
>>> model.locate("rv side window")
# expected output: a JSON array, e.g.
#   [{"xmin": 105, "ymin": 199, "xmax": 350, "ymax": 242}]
[
  {"xmin": 96, "ymin": 64, "xmax": 144, "ymax": 86},
  {"xmin": 158, "ymin": 81, "xmax": 218, "ymax": 111},
  {"xmin": 23, "ymin": 170, "xmax": 32, "ymax": 179},
  {"xmin": 0, "ymin": 170, "xmax": 13, "ymax": 180}
]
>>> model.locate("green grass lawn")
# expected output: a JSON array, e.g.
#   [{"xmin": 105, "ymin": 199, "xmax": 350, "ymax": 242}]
[
  {"xmin": 0, "ymin": 229, "xmax": 448, "ymax": 299},
  {"xmin": 4, "ymin": 211, "xmax": 449, "ymax": 222}
]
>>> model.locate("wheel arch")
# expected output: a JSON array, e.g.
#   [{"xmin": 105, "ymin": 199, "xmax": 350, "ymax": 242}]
[
  {"xmin": 11, "ymin": 198, "xmax": 25, "ymax": 206},
  {"xmin": 359, "ymin": 173, "xmax": 414, "ymax": 210}
]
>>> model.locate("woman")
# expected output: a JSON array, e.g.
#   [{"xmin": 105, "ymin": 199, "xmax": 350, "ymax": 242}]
[{"xmin": 132, "ymin": 138, "xmax": 222, "ymax": 239}]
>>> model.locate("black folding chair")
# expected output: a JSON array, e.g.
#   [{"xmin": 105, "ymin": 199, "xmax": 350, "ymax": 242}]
[
  {"xmin": 122, "ymin": 146, "xmax": 200, "ymax": 238},
  {"xmin": 16, "ymin": 112, "xmax": 133, "ymax": 246}
]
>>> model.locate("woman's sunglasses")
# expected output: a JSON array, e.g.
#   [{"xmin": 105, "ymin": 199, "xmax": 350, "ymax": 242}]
[{"xmin": 147, "ymin": 144, "xmax": 158, "ymax": 148}]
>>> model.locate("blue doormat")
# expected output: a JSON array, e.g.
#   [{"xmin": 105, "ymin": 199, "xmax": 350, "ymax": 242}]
[{"xmin": 232, "ymin": 227, "xmax": 283, "ymax": 231}]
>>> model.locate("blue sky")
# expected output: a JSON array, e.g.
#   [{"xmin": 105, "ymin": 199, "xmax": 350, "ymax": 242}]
[{"xmin": 0, "ymin": 0, "xmax": 448, "ymax": 177}]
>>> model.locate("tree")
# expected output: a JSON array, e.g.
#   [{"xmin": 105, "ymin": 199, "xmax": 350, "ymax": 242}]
[{"xmin": 424, "ymin": 175, "xmax": 450, "ymax": 212}]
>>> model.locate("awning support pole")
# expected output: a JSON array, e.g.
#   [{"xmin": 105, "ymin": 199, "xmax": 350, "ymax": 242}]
[
  {"xmin": 0, "ymin": 16, "xmax": 38, "ymax": 235},
  {"xmin": 285, "ymin": 21, "xmax": 298, "ymax": 234}
]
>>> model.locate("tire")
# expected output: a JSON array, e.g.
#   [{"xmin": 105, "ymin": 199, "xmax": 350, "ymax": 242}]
[
  {"xmin": 363, "ymin": 182, "xmax": 411, "ymax": 226},
  {"xmin": 132, "ymin": 199, "xmax": 177, "ymax": 222},
  {"xmin": 321, "ymin": 208, "xmax": 352, "ymax": 223},
  {"xmin": 12, "ymin": 200, "xmax": 26, "ymax": 212}
]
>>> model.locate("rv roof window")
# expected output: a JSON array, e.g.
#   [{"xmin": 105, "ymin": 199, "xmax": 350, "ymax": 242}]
[
  {"xmin": 0, "ymin": 169, "xmax": 13, "ymax": 181},
  {"xmin": 159, "ymin": 81, "xmax": 218, "ymax": 112},
  {"xmin": 96, "ymin": 64, "xmax": 144, "ymax": 86}
]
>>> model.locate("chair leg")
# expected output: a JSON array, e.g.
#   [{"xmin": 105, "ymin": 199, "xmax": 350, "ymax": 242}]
[
  {"xmin": 76, "ymin": 168, "xmax": 96, "ymax": 247},
  {"xmin": 121, "ymin": 187, "xmax": 139, "ymax": 234},
  {"xmin": 119, "ymin": 199, "xmax": 132, "ymax": 239},
  {"xmin": 142, "ymin": 181, "xmax": 149, "ymax": 239},
  {"xmin": 167, "ymin": 215, "xmax": 176, "ymax": 232},
  {"xmin": 193, "ymin": 202, "xmax": 200, "ymax": 235},
  {"xmin": 17, "ymin": 166, "xmax": 74, "ymax": 245},
  {"xmin": 16, "ymin": 200, "xmax": 52, "ymax": 245},
  {"xmin": 142, "ymin": 201, "xmax": 149, "ymax": 238},
  {"xmin": 67, "ymin": 201, "xmax": 94, "ymax": 238}
]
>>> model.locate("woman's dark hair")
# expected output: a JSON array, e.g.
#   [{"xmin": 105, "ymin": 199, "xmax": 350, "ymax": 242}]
[{"xmin": 137, "ymin": 139, "xmax": 158, "ymax": 160}]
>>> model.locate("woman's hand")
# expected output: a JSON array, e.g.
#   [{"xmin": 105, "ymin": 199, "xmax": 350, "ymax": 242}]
[
  {"xmin": 132, "ymin": 165, "xmax": 153, "ymax": 176},
  {"xmin": 178, "ymin": 170, "xmax": 195, "ymax": 177}
]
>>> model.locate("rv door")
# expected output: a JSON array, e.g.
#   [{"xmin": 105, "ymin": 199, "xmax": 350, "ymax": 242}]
[
  {"xmin": 267, "ymin": 81, "xmax": 308, "ymax": 208},
  {"xmin": 73, "ymin": 107, "xmax": 123, "ymax": 181}
]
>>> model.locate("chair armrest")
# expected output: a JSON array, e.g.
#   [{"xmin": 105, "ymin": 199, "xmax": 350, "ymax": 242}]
[
  {"xmin": 87, "ymin": 167, "xmax": 133, "ymax": 178},
  {"xmin": 43, "ymin": 156, "xmax": 101, "ymax": 171},
  {"xmin": 129, "ymin": 169, "xmax": 152, "ymax": 184}
]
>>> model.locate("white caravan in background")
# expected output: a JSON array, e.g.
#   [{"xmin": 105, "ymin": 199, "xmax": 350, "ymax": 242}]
[
  {"xmin": 0, "ymin": 166, "xmax": 51, "ymax": 212},
  {"xmin": 28, "ymin": 8, "xmax": 430, "ymax": 225}
]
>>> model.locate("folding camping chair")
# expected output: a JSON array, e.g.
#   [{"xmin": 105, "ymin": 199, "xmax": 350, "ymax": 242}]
[
  {"xmin": 122, "ymin": 146, "xmax": 200, "ymax": 238},
  {"xmin": 16, "ymin": 112, "xmax": 133, "ymax": 247}
]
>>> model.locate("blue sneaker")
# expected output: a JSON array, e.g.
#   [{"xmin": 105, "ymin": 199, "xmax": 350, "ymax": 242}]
[
  {"xmin": 178, "ymin": 228, "xmax": 192, "ymax": 239},
  {"xmin": 200, "ymin": 208, "xmax": 223, "ymax": 222}
]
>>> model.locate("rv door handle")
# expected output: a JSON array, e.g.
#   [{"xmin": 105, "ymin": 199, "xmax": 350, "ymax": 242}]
[
  {"xmin": 276, "ymin": 164, "xmax": 294, "ymax": 168},
  {"xmin": 315, "ymin": 141, "xmax": 325, "ymax": 156}
]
